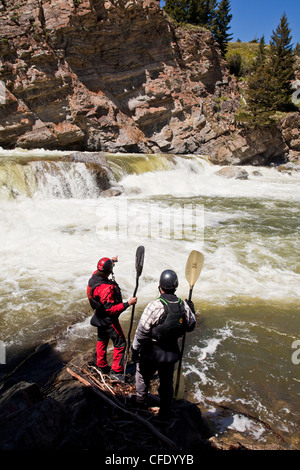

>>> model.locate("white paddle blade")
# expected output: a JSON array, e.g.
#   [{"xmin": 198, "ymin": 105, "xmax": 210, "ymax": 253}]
[{"xmin": 185, "ymin": 251, "xmax": 204, "ymax": 287}]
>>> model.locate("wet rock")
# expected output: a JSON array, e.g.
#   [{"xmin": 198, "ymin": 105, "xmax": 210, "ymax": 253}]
[
  {"xmin": 215, "ymin": 166, "xmax": 249, "ymax": 180},
  {"xmin": 280, "ymin": 112, "xmax": 300, "ymax": 153},
  {"xmin": 101, "ymin": 187, "xmax": 123, "ymax": 197},
  {"xmin": 67, "ymin": 151, "xmax": 113, "ymax": 190},
  {"xmin": 0, "ymin": 395, "xmax": 67, "ymax": 450},
  {"xmin": 205, "ymin": 125, "xmax": 288, "ymax": 166},
  {"xmin": 0, "ymin": 381, "xmax": 42, "ymax": 418},
  {"xmin": 67, "ymin": 150, "xmax": 109, "ymax": 169},
  {"xmin": 0, "ymin": 345, "xmax": 292, "ymax": 451},
  {"xmin": 276, "ymin": 162, "xmax": 300, "ymax": 173}
]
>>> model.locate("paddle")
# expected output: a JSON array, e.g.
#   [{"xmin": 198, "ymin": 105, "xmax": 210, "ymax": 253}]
[
  {"xmin": 123, "ymin": 246, "xmax": 145, "ymax": 379},
  {"xmin": 174, "ymin": 250, "xmax": 204, "ymax": 397}
]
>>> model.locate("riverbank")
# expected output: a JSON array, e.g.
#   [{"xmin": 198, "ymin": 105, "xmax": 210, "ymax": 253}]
[{"xmin": 0, "ymin": 340, "xmax": 292, "ymax": 452}]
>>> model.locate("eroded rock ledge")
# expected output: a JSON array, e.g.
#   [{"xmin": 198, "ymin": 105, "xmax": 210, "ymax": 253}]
[
  {"xmin": 1, "ymin": 0, "xmax": 298, "ymax": 164},
  {"xmin": 0, "ymin": 342, "xmax": 291, "ymax": 452}
]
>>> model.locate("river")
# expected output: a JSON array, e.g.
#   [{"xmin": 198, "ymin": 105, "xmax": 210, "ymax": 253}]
[{"xmin": 0, "ymin": 148, "xmax": 299, "ymax": 448}]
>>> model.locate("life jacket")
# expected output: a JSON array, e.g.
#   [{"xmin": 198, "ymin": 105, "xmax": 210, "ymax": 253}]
[
  {"xmin": 151, "ymin": 293, "xmax": 187, "ymax": 347},
  {"xmin": 87, "ymin": 272, "xmax": 122, "ymax": 327}
]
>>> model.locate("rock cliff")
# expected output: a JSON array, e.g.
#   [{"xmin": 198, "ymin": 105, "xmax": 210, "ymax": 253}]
[{"xmin": 0, "ymin": 0, "xmax": 299, "ymax": 164}]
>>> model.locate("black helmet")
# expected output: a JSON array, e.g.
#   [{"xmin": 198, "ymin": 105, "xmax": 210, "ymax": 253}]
[{"xmin": 159, "ymin": 270, "xmax": 178, "ymax": 291}]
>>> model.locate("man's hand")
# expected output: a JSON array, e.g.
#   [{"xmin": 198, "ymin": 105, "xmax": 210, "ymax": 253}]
[{"xmin": 128, "ymin": 296, "xmax": 137, "ymax": 306}]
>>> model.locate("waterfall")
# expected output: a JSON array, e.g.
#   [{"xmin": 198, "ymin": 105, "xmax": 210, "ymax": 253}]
[
  {"xmin": 0, "ymin": 160, "xmax": 103, "ymax": 199},
  {"xmin": 0, "ymin": 150, "xmax": 212, "ymax": 200}
]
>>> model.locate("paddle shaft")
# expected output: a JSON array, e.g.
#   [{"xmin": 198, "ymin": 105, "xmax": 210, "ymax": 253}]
[
  {"xmin": 127, "ymin": 274, "xmax": 139, "ymax": 350},
  {"xmin": 174, "ymin": 286, "xmax": 194, "ymax": 396},
  {"xmin": 123, "ymin": 246, "xmax": 145, "ymax": 378},
  {"xmin": 174, "ymin": 250, "xmax": 204, "ymax": 397}
]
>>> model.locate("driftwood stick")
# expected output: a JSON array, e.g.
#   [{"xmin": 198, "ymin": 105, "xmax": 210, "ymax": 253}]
[
  {"xmin": 67, "ymin": 367, "xmax": 177, "ymax": 449},
  {"xmin": 89, "ymin": 366, "xmax": 117, "ymax": 395},
  {"xmin": 69, "ymin": 363, "xmax": 116, "ymax": 396},
  {"xmin": 83, "ymin": 367, "xmax": 116, "ymax": 395}
]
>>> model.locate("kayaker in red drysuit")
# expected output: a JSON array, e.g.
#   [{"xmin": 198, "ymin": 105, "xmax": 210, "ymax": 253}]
[{"xmin": 87, "ymin": 256, "xmax": 137, "ymax": 377}]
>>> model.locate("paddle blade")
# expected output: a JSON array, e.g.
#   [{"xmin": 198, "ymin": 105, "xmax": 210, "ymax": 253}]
[
  {"xmin": 185, "ymin": 250, "xmax": 204, "ymax": 288},
  {"xmin": 135, "ymin": 246, "xmax": 145, "ymax": 277}
]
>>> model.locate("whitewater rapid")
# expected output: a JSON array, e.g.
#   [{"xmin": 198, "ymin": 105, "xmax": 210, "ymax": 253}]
[{"xmin": 0, "ymin": 148, "xmax": 299, "ymax": 447}]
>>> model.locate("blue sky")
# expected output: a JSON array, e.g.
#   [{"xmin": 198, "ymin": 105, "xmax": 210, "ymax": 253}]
[{"xmin": 229, "ymin": 0, "xmax": 300, "ymax": 45}]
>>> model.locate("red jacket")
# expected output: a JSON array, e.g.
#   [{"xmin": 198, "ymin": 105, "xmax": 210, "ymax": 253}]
[{"xmin": 87, "ymin": 272, "xmax": 129, "ymax": 324}]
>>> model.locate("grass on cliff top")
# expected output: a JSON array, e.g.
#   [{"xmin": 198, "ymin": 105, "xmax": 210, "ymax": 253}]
[
  {"xmin": 226, "ymin": 41, "xmax": 263, "ymax": 78},
  {"xmin": 226, "ymin": 41, "xmax": 300, "ymax": 78},
  {"xmin": 162, "ymin": 12, "xmax": 211, "ymax": 33},
  {"xmin": 227, "ymin": 41, "xmax": 261, "ymax": 60}
]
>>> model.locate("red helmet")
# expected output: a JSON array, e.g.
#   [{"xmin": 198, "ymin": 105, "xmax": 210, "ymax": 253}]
[{"xmin": 97, "ymin": 257, "xmax": 113, "ymax": 273}]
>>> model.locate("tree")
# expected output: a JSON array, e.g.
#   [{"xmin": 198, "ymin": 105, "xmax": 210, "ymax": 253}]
[
  {"xmin": 245, "ymin": 13, "xmax": 296, "ymax": 125},
  {"xmin": 227, "ymin": 52, "xmax": 242, "ymax": 76},
  {"xmin": 211, "ymin": 0, "xmax": 233, "ymax": 56},
  {"xmin": 187, "ymin": 0, "xmax": 211, "ymax": 25},
  {"xmin": 164, "ymin": 0, "xmax": 232, "ymax": 56},
  {"xmin": 164, "ymin": 0, "xmax": 217, "ymax": 26},
  {"xmin": 164, "ymin": 0, "xmax": 189, "ymax": 24},
  {"xmin": 208, "ymin": 0, "xmax": 218, "ymax": 24},
  {"xmin": 252, "ymin": 35, "xmax": 267, "ymax": 71},
  {"xmin": 268, "ymin": 13, "xmax": 295, "ymax": 111},
  {"xmin": 246, "ymin": 62, "xmax": 275, "ymax": 125}
]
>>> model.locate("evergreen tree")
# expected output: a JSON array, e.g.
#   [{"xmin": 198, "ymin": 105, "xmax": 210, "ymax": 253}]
[
  {"xmin": 246, "ymin": 62, "xmax": 275, "ymax": 124},
  {"xmin": 257, "ymin": 35, "xmax": 267, "ymax": 64},
  {"xmin": 246, "ymin": 13, "xmax": 295, "ymax": 125},
  {"xmin": 164, "ymin": 0, "xmax": 219, "ymax": 29},
  {"xmin": 268, "ymin": 13, "xmax": 295, "ymax": 111},
  {"xmin": 211, "ymin": 0, "xmax": 233, "ymax": 56},
  {"xmin": 186, "ymin": 0, "xmax": 216, "ymax": 26},
  {"xmin": 164, "ymin": 0, "xmax": 232, "ymax": 56},
  {"xmin": 207, "ymin": 0, "xmax": 218, "ymax": 28},
  {"xmin": 227, "ymin": 52, "xmax": 243, "ymax": 76},
  {"xmin": 164, "ymin": 0, "xmax": 188, "ymax": 24},
  {"xmin": 252, "ymin": 35, "xmax": 267, "ymax": 71},
  {"xmin": 186, "ymin": 0, "xmax": 206, "ymax": 25}
]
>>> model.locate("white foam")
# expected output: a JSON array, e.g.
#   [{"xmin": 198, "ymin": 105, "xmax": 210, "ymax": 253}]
[
  {"xmin": 0, "ymin": 150, "xmax": 299, "ymax": 366},
  {"xmin": 227, "ymin": 414, "xmax": 265, "ymax": 440},
  {"xmin": 119, "ymin": 156, "xmax": 300, "ymax": 201}
]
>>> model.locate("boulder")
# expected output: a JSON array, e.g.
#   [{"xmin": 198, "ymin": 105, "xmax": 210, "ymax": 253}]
[
  {"xmin": 280, "ymin": 112, "xmax": 300, "ymax": 152},
  {"xmin": 0, "ymin": 346, "xmax": 291, "ymax": 451},
  {"xmin": 205, "ymin": 125, "xmax": 288, "ymax": 166},
  {"xmin": 215, "ymin": 166, "xmax": 249, "ymax": 179}
]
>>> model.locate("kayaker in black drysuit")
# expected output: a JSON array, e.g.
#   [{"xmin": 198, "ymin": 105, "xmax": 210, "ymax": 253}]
[{"xmin": 131, "ymin": 269, "xmax": 196, "ymax": 421}]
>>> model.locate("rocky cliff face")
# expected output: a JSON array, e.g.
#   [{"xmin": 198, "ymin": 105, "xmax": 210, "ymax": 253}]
[{"xmin": 0, "ymin": 0, "xmax": 299, "ymax": 164}]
